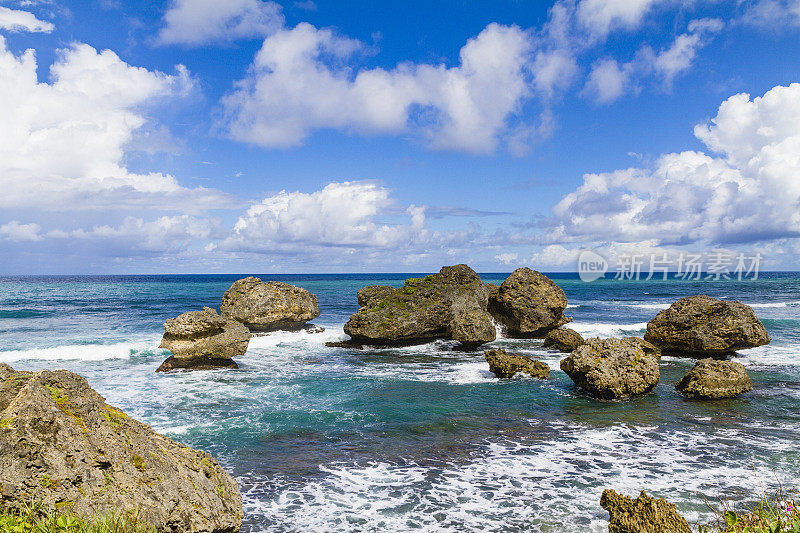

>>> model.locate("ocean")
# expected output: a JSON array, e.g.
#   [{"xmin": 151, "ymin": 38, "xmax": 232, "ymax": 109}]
[{"xmin": 1, "ymin": 272, "xmax": 799, "ymax": 532}]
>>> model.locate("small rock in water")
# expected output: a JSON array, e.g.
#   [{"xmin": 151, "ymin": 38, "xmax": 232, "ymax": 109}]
[
  {"xmin": 600, "ymin": 489, "xmax": 691, "ymax": 533},
  {"xmin": 543, "ymin": 327, "xmax": 584, "ymax": 352},
  {"xmin": 221, "ymin": 277, "xmax": 320, "ymax": 331},
  {"xmin": 485, "ymin": 348, "xmax": 550, "ymax": 379},
  {"xmin": 303, "ymin": 324, "xmax": 325, "ymax": 334},
  {"xmin": 676, "ymin": 358, "xmax": 753, "ymax": 399}
]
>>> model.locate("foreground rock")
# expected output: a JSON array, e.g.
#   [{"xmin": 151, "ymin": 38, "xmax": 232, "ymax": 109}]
[
  {"xmin": 488, "ymin": 267, "xmax": 571, "ymax": 338},
  {"xmin": 644, "ymin": 295, "xmax": 770, "ymax": 356},
  {"xmin": 0, "ymin": 365, "xmax": 242, "ymax": 532},
  {"xmin": 560, "ymin": 338, "xmax": 661, "ymax": 399},
  {"xmin": 543, "ymin": 328, "xmax": 584, "ymax": 352},
  {"xmin": 343, "ymin": 265, "xmax": 496, "ymax": 348},
  {"xmin": 157, "ymin": 307, "xmax": 250, "ymax": 372},
  {"xmin": 221, "ymin": 277, "xmax": 320, "ymax": 331},
  {"xmin": 600, "ymin": 489, "xmax": 691, "ymax": 533},
  {"xmin": 485, "ymin": 349, "xmax": 550, "ymax": 379},
  {"xmin": 676, "ymin": 358, "xmax": 753, "ymax": 399}
]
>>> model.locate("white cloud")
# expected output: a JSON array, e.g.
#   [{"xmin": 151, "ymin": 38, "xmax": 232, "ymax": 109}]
[
  {"xmin": 532, "ymin": 48, "xmax": 579, "ymax": 97},
  {"xmin": 494, "ymin": 252, "xmax": 519, "ymax": 265},
  {"xmin": 0, "ymin": 36, "xmax": 231, "ymax": 210},
  {"xmin": 0, "ymin": 221, "xmax": 42, "ymax": 241},
  {"xmin": 741, "ymin": 0, "xmax": 800, "ymax": 28},
  {"xmin": 0, "ymin": 6, "xmax": 53, "ymax": 33},
  {"xmin": 221, "ymin": 22, "xmax": 534, "ymax": 154},
  {"xmin": 645, "ymin": 18, "xmax": 723, "ymax": 88},
  {"xmin": 576, "ymin": 0, "xmax": 663, "ymax": 41},
  {"xmin": 583, "ymin": 58, "xmax": 634, "ymax": 103},
  {"xmin": 546, "ymin": 83, "xmax": 800, "ymax": 246},
  {"xmin": 156, "ymin": 0, "xmax": 284, "ymax": 46}
]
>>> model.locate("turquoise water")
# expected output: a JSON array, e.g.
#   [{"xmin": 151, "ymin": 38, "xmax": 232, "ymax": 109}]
[{"xmin": 1, "ymin": 273, "xmax": 799, "ymax": 532}]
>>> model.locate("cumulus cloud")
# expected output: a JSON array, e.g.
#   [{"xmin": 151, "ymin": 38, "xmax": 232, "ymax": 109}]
[
  {"xmin": 0, "ymin": 6, "xmax": 53, "ymax": 33},
  {"xmin": 0, "ymin": 36, "xmax": 232, "ymax": 210},
  {"xmin": 221, "ymin": 22, "xmax": 534, "ymax": 154},
  {"xmin": 495, "ymin": 252, "xmax": 519, "ymax": 265},
  {"xmin": 645, "ymin": 18, "xmax": 723, "ymax": 88},
  {"xmin": 741, "ymin": 0, "xmax": 800, "ymax": 28},
  {"xmin": 156, "ymin": 0, "xmax": 284, "ymax": 46},
  {"xmin": 0, "ymin": 221, "xmax": 43, "ymax": 242},
  {"xmin": 576, "ymin": 0, "xmax": 664, "ymax": 41},
  {"xmin": 583, "ymin": 58, "xmax": 634, "ymax": 103},
  {"xmin": 545, "ymin": 83, "xmax": 800, "ymax": 246}
]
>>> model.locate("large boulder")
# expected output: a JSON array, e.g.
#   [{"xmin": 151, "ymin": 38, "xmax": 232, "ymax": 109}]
[
  {"xmin": 0, "ymin": 366, "xmax": 242, "ymax": 532},
  {"xmin": 488, "ymin": 267, "xmax": 571, "ymax": 338},
  {"xmin": 600, "ymin": 489, "xmax": 691, "ymax": 533},
  {"xmin": 157, "ymin": 307, "xmax": 250, "ymax": 372},
  {"xmin": 560, "ymin": 338, "xmax": 661, "ymax": 399},
  {"xmin": 676, "ymin": 358, "xmax": 753, "ymax": 399},
  {"xmin": 221, "ymin": 277, "xmax": 320, "ymax": 331},
  {"xmin": 543, "ymin": 328, "xmax": 584, "ymax": 352},
  {"xmin": 644, "ymin": 295, "xmax": 770, "ymax": 356},
  {"xmin": 342, "ymin": 265, "xmax": 496, "ymax": 349},
  {"xmin": 485, "ymin": 349, "xmax": 550, "ymax": 379}
]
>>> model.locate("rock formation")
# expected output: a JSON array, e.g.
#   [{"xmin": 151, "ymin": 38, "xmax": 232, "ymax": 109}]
[
  {"xmin": 487, "ymin": 267, "xmax": 571, "ymax": 338},
  {"xmin": 560, "ymin": 337, "xmax": 661, "ymax": 399},
  {"xmin": 644, "ymin": 295, "xmax": 770, "ymax": 356},
  {"xmin": 485, "ymin": 349, "xmax": 550, "ymax": 379},
  {"xmin": 0, "ymin": 364, "xmax": 242, "ymax": 532},
  {"xmin": 600, "ymin": 489, "xmax": 691, "ymax": 533},
  {"xmin": 221, "ymin": 277, "xmax": 320, "ymax": 331},
  {"xmin": 676, "ymin": 358, "xmax": 753, "ymax": 399},
  {"xmin": 543, "ymin": 328, "xmax": 584, "ymax": 352},
  {"xmin": 157, "ymin": 307, "xmax": 250, "ymax": 372}
]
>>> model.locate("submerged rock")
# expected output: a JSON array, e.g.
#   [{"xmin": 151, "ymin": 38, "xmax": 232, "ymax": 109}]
[
  {"xmin": 600, "ymin": 489, "xmax": 691, "ymax": 533},
  {"xmin": 0, "ymin": 365, "xmax": 243, "ymax": 532},
  {"xmin": 221, "ymin": 277, "xmax": 320, "ymax": 331},
  {"xmin": 488, "ymin": 267, "xmax": 571, "ymax": 338},
  {"xmin": 157, "ymin": 307, "xmax": 250, "ymax": 372},
  {"xmin": 485, "ymin": 349, "xmax": 550, "ymax": 379},
  {"xmin": 560, "ymin": 337, "xmax": 661, "ymax": 399},
  {"xmin": 342, "ymin": 265, "xmax": 496, "ymax": 349},
  {"xmin": 644, "ymin": 295, "xmax": 770, "ymax": 356},
  {"xmin": 543, "ymin": 328, "xmax": 584, "ymax": 352},
  {"xmin": 676, "ymin": 358, "xmax": 753, "ymax": 399}
]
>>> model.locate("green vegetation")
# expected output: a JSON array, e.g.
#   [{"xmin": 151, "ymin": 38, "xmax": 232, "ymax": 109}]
[
  {"xmin": 0, "ymin": 504, "xmax": 158, "ymax": 533},
  {"xmin": 702, "ymin": 491, "xmax": 800, "ymax": 533}
]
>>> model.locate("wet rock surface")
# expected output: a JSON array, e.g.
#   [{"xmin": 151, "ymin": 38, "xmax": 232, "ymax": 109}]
[
  {"xmin": 221, "ymin": 277, "xmax": 320, "ymax": 332},
  {"xmin": 488, "ymin": 267, "xmax": 571, "ymax": 338},
  {"xmin": 485, "ymin": 349, "xmax": 550, "ymax": 379},
  {"xmin": 676, "ymin": 358, "xmax": 753, "ymax": 399},
  {"xmin": 543, "ymin": 328, "xmax": 584, "ymax": 352},
  {"xmin": 600, "ymin": 489, "xmax": 691, "ymax": 533}
]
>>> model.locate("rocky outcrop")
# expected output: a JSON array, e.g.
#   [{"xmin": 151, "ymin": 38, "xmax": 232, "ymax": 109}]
[
  {"xmin": 644, "ymin": 295, "xmax": 770, "ymax": 356},
  {"xmin": 485, "ymin": 349, "xmax": 550, "ymax": 379},
  {"xmin": 342, "ymin": 265, "xmax": 496, "ymax": 349},
  {"xmin": 543, "ymin": 328, "xmax": 584, "ymax": 352},
  {"xmin": 0, "ymin": 365, "xmax": 242, "ymax": 532},
  {"xmin": 676, "ymin": 358, "xmax": 753, "ymax": 399},
  {"xmin": 488, "ymin": 267, "xmax": 571, "ymax": 338},
  {"xmin": 600, "ymin": 489, "xmax": 691, "ymax": 533},
  {"xmin": 221, "ymin": 277, "xmax": 320, "ymax": 332},
  {"xmin": 560, "ymin": 338, "xmax": 661, "ymax": 399},
  {"xmin": 157, "ymin": 307, "xmax": 250, "ymax": 372}
]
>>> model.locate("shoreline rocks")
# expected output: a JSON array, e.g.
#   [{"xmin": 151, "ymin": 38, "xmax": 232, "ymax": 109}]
[
  {"xmin": 644, "ymin": 295, "xmax": 770, "ymax": 356},
  {"xmin": 560, "ymin": 337, "xmax": 661, "ymax": 400},
  {"xmin": 488, "ymin": 267, "xmax": 571, "ymax": 338},
  {"xmin": 485, "ymin": 349, "xmax": 550, "ymax": 379},
  {"xmin": 221, "ymin": 277, "xmax": 320, "ymax": 332},
  {"xmin": 600, "ymin": 489, "xmax": 691, "ymax": 533},
  {"xmin": 0, "ymin": 365, "xmax": 243, "ymax": 532},
  {"xmin": 157, "ymin": 307, "xmax": 250, "ymax": 372},
  {"xmin": 676, "ymin": 358, "xmax": 753, "ymax": 399},
  {"xmin": 543, "ymin": 327, "xmax": 584, "ymax": 352}
]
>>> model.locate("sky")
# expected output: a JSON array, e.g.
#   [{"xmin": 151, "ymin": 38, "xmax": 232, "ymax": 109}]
[{"xmin": 1, "ymin": 0, "xmax": 799, "ymax": 274}]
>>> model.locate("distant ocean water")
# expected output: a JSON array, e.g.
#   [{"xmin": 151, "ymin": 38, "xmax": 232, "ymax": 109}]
[{"xmin": 1, "ymin": 273, "xmax": 799, "ymax": 532}]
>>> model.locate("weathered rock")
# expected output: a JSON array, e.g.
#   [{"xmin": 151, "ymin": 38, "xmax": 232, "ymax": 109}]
[
  {"xmin": 343, "ymin": 265, "xmax": 496, "ymax": 348},
  {"xmin": 644, "ymin": 295, "xmax": 770, "ymax": 356},
  {"xmin": 676, "ymin": 358, "xmax": 753, "ymax": 399},
  {"xmin": 560, "ymin": 337, "xmax": 661, "ymax": 399},
  {"xmin": 0, "ymin": 366, "xmax": 242, "ymax": 532},
  {"xmin": 485, "ymin": 349, "xmax": 550, "ymax": 379},
  {"xmin": 601, "ymin": 489, "xmax": 691, "ymax": 533},
  {"xmin": 488, "ymin": 267, "xmax": 571, "ymax": 338},
  {"xmin": 157, "ymin": 307, "xmax": 250, "ymax": 372},
  {"xmin": 543, "ymin": 328, "xmax": 585, "ymax": 352},
  {"xmin": 221, "ymin": 277, "xmax": 320, "ymax": 331}
]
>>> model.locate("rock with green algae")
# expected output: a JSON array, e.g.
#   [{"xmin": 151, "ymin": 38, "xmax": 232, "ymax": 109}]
[
  {"xmin": 600, "ymin": 489, "xmax": 691, "ymax": 533},
  {"xmin": 543, "ymin": 327, "xmax": 585, "ymax": 352},
  {"xmin": 221, "ymin": 277, "xmax": 319, "ymax": 332},
  {"xmin": 676, "ymin": 358, "xmax": 753, "ymax": 399},
  {"xmin": 0, "ymin": 365, "xmax": 242, "ymax": 533},
  {"xmin": 485, "ymin": 349, "xmax": 550, "ymax": 379}
]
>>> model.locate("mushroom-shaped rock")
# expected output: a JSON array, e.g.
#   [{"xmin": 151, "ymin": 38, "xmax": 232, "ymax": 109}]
[
  {"xmin": 488, "ymin": 267, "xmax": 571, "ymax": 338},
  {"xmin": 0, "ymin": 366, "xmax": 243, "ymax": 532},
  {"xmin": 485, "ymin": 349, "xmax": 550, "ymax": 379},
  {"xmin": 560, "ymin": 337, "xmax": 661, "ymax": 399},
  {"xmin": 342, "ymin": 265, "xmax": 496, "ymax": 348},
  {"xmin": 543, "ymin": 328, "xmax": 584, "ymax": 352},
  {"xmin": 676, "ymin": 358, "xmax": 753, "ymax": 399},
  {"xmin": 644, "ymin": 295, "xmax": 770, "ymax": 356},
  {"xmin": 600, "ymin": 489, "xmax": 691, "ymax": 533},
  {"xmin": 221, "ymin": 277, "xmax": 320, "ymax": 331},
  {"xmin": 157, "ymin": 307, "xmax": 250, "ymax": 372}
]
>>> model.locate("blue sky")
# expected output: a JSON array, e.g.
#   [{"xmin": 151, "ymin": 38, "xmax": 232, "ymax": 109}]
[{"xmin": 1, "ymin": 0, "xmax": 799, "ymax": 273}]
